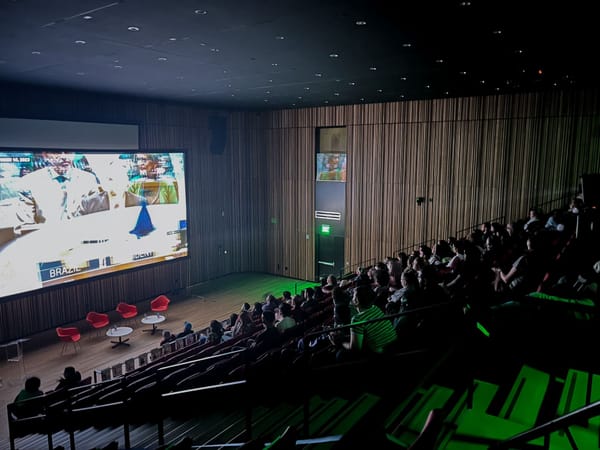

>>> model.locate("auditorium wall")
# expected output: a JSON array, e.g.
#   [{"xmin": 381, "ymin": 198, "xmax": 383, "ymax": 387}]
[{"xmin": 0, "ymin": 83, "xmax": 599, "ymax": 342}]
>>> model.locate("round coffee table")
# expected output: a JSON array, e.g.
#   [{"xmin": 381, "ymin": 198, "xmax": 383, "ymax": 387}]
[
  {"xmin": 106, "ymin": 326, "xmax": 133, "ymax": 348},
  {"xmin": 141, "ymin": 314, "xmax": 166, "ymax": 335}
]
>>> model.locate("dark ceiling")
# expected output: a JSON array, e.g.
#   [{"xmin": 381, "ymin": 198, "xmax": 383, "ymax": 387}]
[{"xmin": 0, "ymin": 0, "xmax": 597, "ymax": 110}]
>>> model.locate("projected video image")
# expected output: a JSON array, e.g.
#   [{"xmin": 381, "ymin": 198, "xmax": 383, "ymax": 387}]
[
  {"xmin": 316, "ymin": 153, "xmax": 346, "ymax": 182},
  {"xmin": 0, "ymin": 150, "xmax": 188, "ymax": 298}
]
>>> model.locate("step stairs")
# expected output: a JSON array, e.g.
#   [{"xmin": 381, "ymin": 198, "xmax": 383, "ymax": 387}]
[{"xmin": 437, "ymin": 364, "xmax": 600, "ymax": 449}]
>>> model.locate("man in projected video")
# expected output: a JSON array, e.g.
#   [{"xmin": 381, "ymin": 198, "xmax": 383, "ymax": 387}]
[
  {"xmin": 127, "ymin": 153, "xmax": 178, "ymax": 205},
  {"xmin": 16, "ymin": 151, "xmax": 107, "ymax": 225}
]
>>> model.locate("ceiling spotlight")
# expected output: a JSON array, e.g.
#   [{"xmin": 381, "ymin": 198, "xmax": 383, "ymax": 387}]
[
  {"xmin": 355, "ymin": 20, "xmax": 367, "ymax": 26},
  {"xmin": 83, "ymin": 15, "xmax": 93, "ymax": 20},
  {"xmin": 460, "ymin": 1, "xmax": 471, "ymax": 6},
  {"xmin": 265, "ymin": 90, "xmax": 271, "ymax": 94},
  {"xmin": 264, "ymin": 99, "xmax": 269, "ymax": 102},
  {"xmin": 493, "ymin": 29, "xmax": 502, "ymax": 35},
  {"xmin": 369, "ymin": 66, "xmax": 377, "ymax": 71},
  {"xmin": 169, "ymin": 37, "xmax": 177, "ymax": 41},
  {"xmin": 480, "ymin": 80, "xmax": 485, "ymax": 84},
  {"xmin": 74, "ymin": 40, "xmax": 86, "ymax": 45},
  {"xmin": 315, "ymin": 73, "xmax": 323, "ymax": 77},
  {"xmin": 113, "ymin": 65, "xmax": 123, "ymax": 69},
  {"xmin": 435, "ymin": 59, "xmax": 444, "ymax": 64},
  {"xmin": 402, "ymin": 43, "xmax": 412, "ymax": 48},
  {"xmin": 31, "ymin": 51, "xmax": 41, "ymax": 55},
  {"xmin": 158, "ymin": 57, "xmax": 167, "ymax": 61},
  {"xmin": 425, "ymin": 85, "xmax": 431, "ymax": 89},
  {"xmin": 333, "ymin": 92, "xmax": 340, "ymax": 96},
  {"xmin": 348, "ymin": 82, "xmax": 355, "ymax": 86},
  {"xmin": 324, "ymin": 100, "xmax": 329, "ymax": 104},
  {"xmin": 329, "ymin": 53, "xmax": 339, "ymax": 58},
  {"xmin": 360, "ymin": 98, "xmax": 365, "ymax": 101},
  {"xmin": 271, "ymin": 63, "xmax": 278, "ymax": 67},
  {"xmin": 210, "ymin": 48, "xmax": 220, "ymax": 52},
  {"xmin": 377, "ymin": 89, "xmax": 383, "ymax": 93},
  {"xmin": 400, "ymin": 77, "xmax": 407, "ymax": 81},
  {"xmin": 275, "ymin": 36, "xmax": 285, "ymax": 40},
  {"xmin": 194, "ymin": 9, "xmax": 208, "ymax": 15},
  {"xmin": 459, "ymin": 71, "xmax": 467, "ymax": 76},
  {"xmin": 127, "ymin": 26, "xmax": 140, "ymax": 32},
  {"xmin": 304, "ymin": 87, "xmax": 310, "ymax": 90}
]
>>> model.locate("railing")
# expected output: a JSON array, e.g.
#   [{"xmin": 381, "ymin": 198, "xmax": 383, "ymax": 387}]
[{"xmin": 490, "ymin": 399, "xmax": 600, "ymax": 449}]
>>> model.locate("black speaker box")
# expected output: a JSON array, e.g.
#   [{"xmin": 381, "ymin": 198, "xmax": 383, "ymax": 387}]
[
  {"xmin": 208, "ymin": 116, "xmax": 227, "ymax": 154},
  {"xmin": 581, "ymin": 173, "xmax": 600, "ymax": 207}
]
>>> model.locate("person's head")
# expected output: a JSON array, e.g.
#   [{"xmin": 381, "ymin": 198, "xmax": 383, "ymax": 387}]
[
  {"xmin": 162, "ymin": 330, "xmax": 172, "ymax": 339},
  {"xmin": 278, "ymin": 302, "xmax": 292, "ymax": 318},
  {"xmin": 326, "ymin": 274, "xmax": 337, "ymax": 286},
  {"xmin": 134, "ymin": 153, "xmax": 160, "ymax": 178},
  {"xmin": 210, "ymin": 319, "xmax": 223, "ymax": 334},
  {"xmin": 63, "ymin": 366, "xmax": 77, "ymax": 379},
  {"xmin": 332, "ymin": 286, "xmax": 348, "ymax": 305},
  {"xmin": 43, "ymin": 151, "xmax": 75, "ymax": 176},
  {"xmin": 241, "ymin": 302, "xmax": 251, "ymax": 312},
  {"xmin": 25, "ymin": 376, "xmax": 41, "ymax": 392},
  {"xmin": 183, "ymin": 321, "xmax": 193, "ymax": 332},
  {"xmin": 352, "ymin": 285, "xmax": 375, "ymax": 310},
  {"xmin": 262, "ymin": 310, "xmax": 276, "ymax": 326}
]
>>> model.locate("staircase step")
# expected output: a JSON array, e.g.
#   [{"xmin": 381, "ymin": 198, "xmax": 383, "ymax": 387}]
[
  {"xmin": 384, "ymin": 384, "xmax": 454, "ymax": 448},
  {"xmin": 548, "ymin": 425, "xmax": 599, "ymax": 450},
  {"xmin": 303, "ymin": 393, "xmax": 380, "ymax": 449},
  {"xmin": 557, "ymin": 368, "xmax": 600, "ymax": 427},
  {"xmin": 498, "ymin": 364, "xmax": 550, "ymax": 426},
  {"xmin": 446, "ymin": 379, "xmax": 499, "ymax": 425},
  {"xmin": 455, "ymin": 409, "xmax": 543, "ymax": 445}
]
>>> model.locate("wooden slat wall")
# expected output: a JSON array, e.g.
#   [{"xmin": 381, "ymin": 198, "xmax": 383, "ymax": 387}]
[
  {"xmin": 1, "ymin": 84, "xmax": 599, "ymax": 342},
  {"xmin": 0, "ymin": 85, "xmax": 267, "ymax": 342},
  {"xmin": 262, "ymin": 88, "xmax": 600, "ymax": 281}
]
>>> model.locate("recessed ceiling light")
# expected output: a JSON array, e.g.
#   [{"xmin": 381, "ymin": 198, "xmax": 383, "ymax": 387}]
[
  {"xmin": 268, "ymin": 79, "xmax": 273, "ymax": 83},
  {"xmin": 460, "ymin": 1, "xmax": 471, "ymax": 6},
  {"xmin": 324, "ymin": 100, "xmax": 329, "ymax": 104},
  {"xmin": 210, "ymin": 48, "xmax": 220, "ymax": 52},
  {"xmin": 400, "ymin": 77, "xmax": 407, "ymax": 81},
  {"xmin": 169, "ymin": 37, "xmax": 177, "ymax": 41},
  {"xmin": 369, "ymin": 66, "xmax": 377, "ymax": 71},
  {"xmin": 231, "ymin": 94, "xmax": 235, "ymax": 97},
  {"xmin": 444, "ymin": 91, "xmax": 450, "ymax": 95},
  {"xmin": 459, "ymin": 71, "xmax": 467, "ymax": 75},
  {"xmin": 402, "ymin": 43, "xmax": 412, "ymax": 48},
  {"xmin": 265, "ymin": 90, "xmax": 271, "ymax": 94},
  {"xmin": 74, "ymin": 40, "xmax": 86, "ymax": 45},
  {"xmin": 304, "ymin": 87, "xmax": 310, "ymax": 90},
  {"xmin": 516, "ymin": 49, "xmax": 524, "ymax": 54},
  {"xmin": 329, "ymin": 53, "xmax": 339, "ymax": 58},
  {"xmin": 400, "ymin": 95, "xmax": 405, "ymax": 99},
  {"xmin": 157, "ymin": 57, "xmax": 167, "ymax": 61},
  {"xmin": 315, "ymin": 73, "xmax": 322, "ymax": 77},
  {"xmin": 275, "ymin": 36, "xmax": 285, "ymax": 40},
  {"xmin": 271, "ymin": 63, "xmax": 278, "ymax": 67},
  {"xmin": 83, "ymin": 15, "xmax": 93, "ymax": 20},
  {"xmin": 355, "ymin": 20, "xmax": 367, "ymax": 26},
  {"xmin": 436, "ymin": 59, "xmax": 444, "ymax": 64},
  {"xmin": 425, "ymin": 85, "xmax": 431, "ymax": 89},
  {"xmin": 348, "ymin": 82, "xmax": 355, "ymax": 86},
  {"xmin": 298, "ymin": 96, "xmax": 303, "ymax": 99},
  {"xmin": 31, "ymin": 51, "xmax": 41, "ymax": 55},
  {"xmin": 127, "ymin": 26, "xmax": 140, "ymax": 32},
  {"xmin": 493, "ymin": 29, "xmax": 502, "ymax": 35},
  {"xmin": 377, "ymin": 89, "xmax": 383, "ymax": 93},
  {"xmin": 360, "ymin": 98, "xmax": 365, "ymax": 101},
  {"xmin": 200, "ymin": 42, "xmax": 206, "ymax": 46},
  {"xmin": 480, "ymin": 80, "xmax": 486, "ymax": 84},
  {"xmin": 194, "ymin": 9, "xmax": 208, "ymax": 15},
  {"xmin": 264, "ymin": 99, "xmax": 269, "ymax": 102},
  {"xmin": 333, "ymin": 92, "xmax": 340, "ymax": 96},
  {"xmin": 114, "ymin": 65, "xmax": 123, "ymax": 69},
  {"xmin": 191, "ymin": 88, "xmax": 196, "ymax": 92}
]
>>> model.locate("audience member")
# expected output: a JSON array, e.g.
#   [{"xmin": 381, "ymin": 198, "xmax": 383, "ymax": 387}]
[
  {"xmin": 176, "ymin": 321, "xmax": 194, "ymax": 339},
  {"xmin": 13, "ymin": 376, "xmax": 44, "ymax": 418},
  {"xmin": 55, "ymin": 366, "xmax": 82, "ymax": 391},
  {"xmin": 275, "ymin": 302, "xmax": 296, "ymax": 333},
  {"xmin": 160, "ymin": 330, "xmax": 176, "ymax": 346}
]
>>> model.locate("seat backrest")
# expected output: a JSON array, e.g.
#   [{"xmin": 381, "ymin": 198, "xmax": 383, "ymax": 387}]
[
  {"xmin": 57, "ymin": 327, "xmax": 80, "ymax": 339},
  {"xmin": 87, "ymin": 311, "xmax": 108, "ymax": 323}
]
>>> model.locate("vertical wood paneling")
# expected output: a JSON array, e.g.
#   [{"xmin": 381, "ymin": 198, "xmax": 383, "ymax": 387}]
[{"xmin": 1, "ymin": 82, "xmax": 599, "ymax": 342}]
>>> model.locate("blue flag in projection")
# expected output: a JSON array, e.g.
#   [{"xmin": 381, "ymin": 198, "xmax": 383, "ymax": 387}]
[{"xmin": 129, "ymin": 199, "xmax": 155, "ymax": 238}]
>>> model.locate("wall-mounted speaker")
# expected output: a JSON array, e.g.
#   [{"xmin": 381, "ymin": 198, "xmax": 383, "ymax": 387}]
[{"xmin": 208, "ymin": 116, "xmax": 227, "ymax": 155}]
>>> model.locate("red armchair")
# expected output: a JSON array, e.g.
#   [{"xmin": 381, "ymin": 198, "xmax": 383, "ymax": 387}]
[
  {"xmin": 86, "ymin": 311, "xmax": 110, "ymax": 337},
  {"xmin": 56, "ymin": 327, "xmax": 81, "ymax": 354},
  {"xmin": 116, "ymin": 302, "xmax": 138, "ymax": 326},
  {"xmin": 150, "ymin": 295, "xmax": 170, "ymax": 316}
]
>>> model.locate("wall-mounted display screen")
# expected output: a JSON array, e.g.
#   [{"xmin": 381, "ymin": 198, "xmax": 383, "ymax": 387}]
[
  {"xmin": 316, "ymin": 153, "xmax": 346, "ymax": 182},
  {"xmin": 0, "ymin": 149, "xmax": 188, "ymax": 298}
]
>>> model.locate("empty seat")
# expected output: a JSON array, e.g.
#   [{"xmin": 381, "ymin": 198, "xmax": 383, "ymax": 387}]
[{"xmin": 56, "ymin": 327, "xmax": 81, "ymax": 354}]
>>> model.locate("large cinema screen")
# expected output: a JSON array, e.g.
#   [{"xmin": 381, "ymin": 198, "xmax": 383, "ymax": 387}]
[{"xmin": 0, "ymin": 149, "xmax": 188, "ymax": 299}]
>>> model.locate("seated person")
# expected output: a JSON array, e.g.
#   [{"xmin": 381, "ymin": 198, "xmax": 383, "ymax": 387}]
[
  {"xmin": 249, "ymin": 310, "xmax": 282, "ymax": 355},
  {"xmin": 160, "ymin": 330, "xmax": 177, "ymax": 346},
  {"xmin": 55, "ymin": 366, "xmax": 82, "ymax": 391},
  {"xmin": 275, "ymin": 302, "xmax": 296, "ymax": 333},
  {"xmin": 13, "ymin": 376, "xmax": 44, "ymax": 418},
  {"xmin": 175, "ymin": 321, "xmax": 194, "ymax": 339},
  {"xmin": 335, "ymin": 285, "xmax": 398, "ymax": 360}
]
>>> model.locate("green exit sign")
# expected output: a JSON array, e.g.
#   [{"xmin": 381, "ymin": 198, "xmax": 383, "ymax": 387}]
[{"xmin": 320, "ymin": 224, "xmax": 331, "ymax": 235}]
